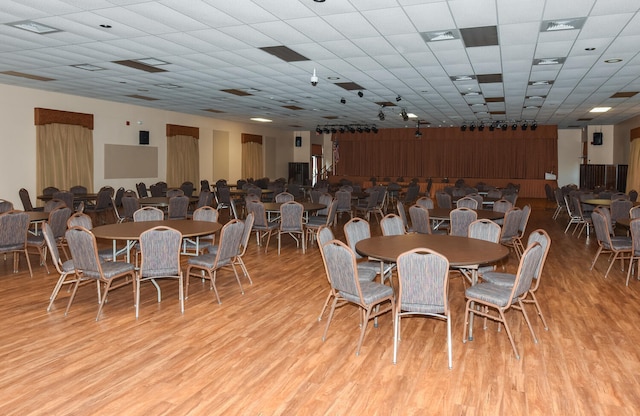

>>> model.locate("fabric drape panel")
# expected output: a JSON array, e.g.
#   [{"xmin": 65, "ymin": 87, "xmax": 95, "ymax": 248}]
[
  {"xmin": 166, "ymin": 135, "xmax": 199, "ymax": 187},
  {"xmin": 333, "ymin": 125, "xmax": 557, "ymax": 180},
  {"xmin": 242, "ymin": 141, "xmax": 263, "ymax": 179},
  {"xmin": 627, "ymin": 137, "xmax": 640, "ymax": 193},
  {"xmin": 36, "ymin": 123, "xmax": 94, "ymax": 194}
]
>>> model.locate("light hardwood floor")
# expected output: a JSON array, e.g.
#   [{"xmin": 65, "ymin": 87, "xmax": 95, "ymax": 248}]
[{"xmin": 1, "ymin": 199, "xmax": 640, "ymax": 415}]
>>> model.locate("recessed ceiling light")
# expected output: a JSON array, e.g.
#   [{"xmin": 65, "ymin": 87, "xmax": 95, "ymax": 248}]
[
  {"xmin": 590, "ymin": 107, "xmax": 611, "ymax": 113},
  {"xmin": 407, "ymin": 113, "xmax": 418, "ymax": 119},
  {"xmin": 584, "ymin": 47, "xmax": 595, "ymax": 51},
  {"xmin": 529, "ymin": 80, "xmax": 554, "ymax": 86},
  {"xmin": 313, "ymin": 0, "xmax": 325, "ymax": 2},
  {"xmin": 250, "ymin": 117, "xmax": 272, "ymax": 122},
  {"xmin": 526, "ymin": 95, "xmax": 546, "ymax": 99},
  {"xmin": 421, "ymin": 30, "xmax": 460, "ymax": 42},
  {"xmin": 99, "ymin": 24, "xmax": 112, "ymax": 29},
  {"xmin": 605, "ymin": 58, "xmax": 623, "ymax": 63},
  {"xmin": 7, "ymin": 20, "xmax": 61, "ymax": 34},
  {"xmin": 540, "ymin": 18, "xmax": 586, "ymax": 32},
  {"xmin": 71, "ymin": 64, "xmax": 105, "ymax": 71},
  {"xmin": 327, "ymin": 76, "xmax": 340, "ymax": 80},
  {"xmin": 450, "ymin": 75, "xmax": 476, "ymax": 81},
  {"xmin": 533, "ymin": 57, "xmax": 566, "ymax": 65}
]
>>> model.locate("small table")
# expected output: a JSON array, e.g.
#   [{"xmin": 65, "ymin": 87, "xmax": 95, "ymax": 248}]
[
  {"xmin": 582, "ymin": 199, "xmax": 613, "ymax": 207},
  {"xmin": 26, "ymin": 211, "xmax": 49, "ymax": 235},
  {"xmin": 92, "ymin": 219, "xmax": 221, "ymax": 261}
]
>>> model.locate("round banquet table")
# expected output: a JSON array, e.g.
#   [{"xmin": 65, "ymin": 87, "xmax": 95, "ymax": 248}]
[
  {"xmin": 92, "ymin": 219, "xmax": 221, "ymax": 261},
  {"xmin": 428, "ymin": 208, "xmax": 504, "ymax": 221},
  {"xmin": 262, "ymin": 202, "xmax": 326, "ymax": 212},
  {"xmin": 355, "ymin": 233, "xmax": 508, "ymax": 268},
  {"xmin": 138, "ymin": 196, "xmax": 199, "ymax": 207}
]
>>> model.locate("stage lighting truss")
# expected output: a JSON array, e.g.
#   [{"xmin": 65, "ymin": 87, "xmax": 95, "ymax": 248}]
[{"xmin": 316, "ymin": 124, "xmax": 379, "ymax": 134}]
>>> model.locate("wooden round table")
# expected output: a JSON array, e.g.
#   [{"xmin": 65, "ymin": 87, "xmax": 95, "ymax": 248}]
[
  {"xmin": 429, "ymin": 208, "xmax": 504, "ymax": 221},
  {"xmin": 92, "ymin": 220, "xmax": 221, "ymax": 261},
  {"xmin": 138, "ymin": 197, "xmax": 199, "ymax": 207},
  {"xmin": 262, "ymin": 202, "xmax": 325, "ymax": 212},
  {"xmin": 355, "ymin": 233, "xmax": 508, "ymax": 268}
]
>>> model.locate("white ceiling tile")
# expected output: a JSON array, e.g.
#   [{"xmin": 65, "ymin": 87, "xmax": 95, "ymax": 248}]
[
  {"xmin": 448, "ymin": 0, "xmax": 498, "ymax": 27},
  {"xmin": 286, "ymin": 17, "xmax": 345, "ymax": 42},
  {"xmin": 362, "ymin": 8, "xmax": 415, "ymax": 36},
  {"xmin": 322, "ymin": 12, "xmax": 380, "ymax": 39},
  {"xmin": 542, "ymin": 0, "xmax": 595, "ymax": 20},
  {"xmin": 496, "ymin": 0, "xmax": 544, "ymax": 24},
  {"xmin": 403, "ymin": 2, "xmax": 456, "ymax": 32}
]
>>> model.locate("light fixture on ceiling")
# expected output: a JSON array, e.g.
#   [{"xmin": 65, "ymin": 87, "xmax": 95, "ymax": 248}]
[
  {"xmin": 531, "ymin": 122, "xmax": 538, "ymax": 130},
  {"xmin": 99, "ymin": 24, "xmax": 112, "ymax": 29},
  {"xmin": 356, "ymin": 126, "xmax": 363, "ymax": 133},
  {"xmin": 357, "ymin": 91, "xmax": 364, "ymax": 98},
  {"xmin": 421, "ymin": 29, "xmax": 460, "ymax": 42},
  {"xmin": 478, "ymin": 122, "xmax": 485, "ymax": 131},
  {"xmin": 461, "ymin": 123, "xmax": 467, "ymax": 131},
  {"xmin": 250, "ymin": 117, "xmax": 272, "ymax": 123},
  {"xmin": 72, "ymin": 64, "xmax": 105, "ymax": 71},
  {"xmin": 330, "ymin": 127, "xmax": 337, "ymax": 134},
  {"xmin": 7, "ymin": 20, "xmax": 61, "ymax": 34},
  {"xmin": 415, "ymin": 123, "xmax": 422, "ymax": 138},
  {"xmin": 501, "ymin": 123, "xmax": 508, "ymax": 131},
  {"xmin": 469, "ymin": 123, "xmax": 476, "ymax": 131},
  {"xmin": 396, "ymin": 95, "xmax": 402, "ymax": 102},
  {"xmin": 340, "ymin": 97, "xmax": 346, "ymax": 104},
  {"xmin": 529, "ymin": 80, "xmax": 554, "ymax": 86},
  {"xmin": 511, "ymin": 122, "xmax": 518, "ymax": 130},
  {"xmin": 339, "ymin": 126, "xmax": 345, "ymax": 133},
  {"xmin": 489, "ymin": 122, "xmax": 496, "ymax": 131},
  {"xmin": 590, "ymin": 107, "xmax": 611, "ymax": 113},
  {"xmin": 348, "ymin": 126, "xmax": 356, "ymax": 133},
  {"xmin": 371, "ymin": 125, "xmax": 378, "ymax": 133},
  {"xmin": 364, "ymin": 126, "xmax": 371, "ymax": 133},
  {"xmin": 378, "ymin": 108, "xmax": 385, "ymax": 121},
  {"xmin": 541, "ymin": 17, "xmax": 586, "ymax": 32},
  {"xmin": 313, "ymin": 0, "xmax": 326, "ymax": 2},
  {"xmin": 521, "ymin": 122, "xmax": 528, "ymax": 130},
  {"xmin": 605, "ymin": 58, "xmax": 623, "ymax": 64},
  {"xmin": 400, "ymin": 109, "xmax": 409, "ymax": 121},
  {"xmin": 323, "ymin": 127, "xmax": 330, "ymax": 134},
  {"xmin": 533, "ymin": 57, "xmax": 566, "ymax": 66},
  {"xmin": 315, "ymin": 126, "xmax": 322, "ymax": 134}
]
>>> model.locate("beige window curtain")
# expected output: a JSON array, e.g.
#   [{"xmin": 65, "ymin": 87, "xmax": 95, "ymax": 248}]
[
  {"xmin": 242, "ymin": 134, "xmax": 263, "ymax": 179},
  {"xmin": 627, "ymin": 127, "xmax": 640, "ymax": 193},
  {"xmin": 166, "ymin": 134, "xmax": 199, "ymax": 187},
  {"xmin": 35, "ymin": 108, "xmax": 94, "ymax": 194}
]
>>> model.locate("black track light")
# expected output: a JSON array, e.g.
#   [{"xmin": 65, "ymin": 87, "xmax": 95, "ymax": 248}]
[
  {"xmin": 371, "ymin": 125, "xmax": 378, "ymax": 133},
  {"xmin": 489, "ymin": 122, "xmax": 495, "ymax": 131},
  {"xmin": 348, "ymin": 126, "xmax": 356, "ymax": 133},
  {"xmin": 521, "ymin": 122, "xmax": 528, "ymax": 130},
  {"xmin": 478, "ymin": 122, "xmax": 485, "ymax": 131},
  {"xmin": 469, "ymin": 123, "xmax": 476, "ymax": 131},
  {"xmin": 396, "ymin": 95, "xmax": 402, "ymax": 102},
  {"xmin": 461, "ymin": 124, "xmax": 467, "ymax": 131},
  {"xmin": 356, "ymin": 126, "xmax": 363, "ymax": 133},
  {"xmin": 531, "ymin": 122, "xmax": 538, "ymax": 130},
  {"xmin": 340, "ymin": 97, "xmax": 346, "ymax": 104},
  {"xmin": 365, "ymin": 126, "xmax": 371, "ymax": 133},
  {"xmin": 501, "ymin": 123, "xmax": 508, "ymax": 131},
  {"xmin": 339, "ymin": 126, "xmax": 345, "ymax": 133},
  {"xmin": 511, "ymin": 123, "xmax": 518, "ymax": 130},
  {"xmin": 330, "ymin": 127, "xmax": 337, "ymax": 134},
  {"xmin": 315, "ymin": 126, "xmax": 322, "ymax": 134},
  {"xmin": 378, "ymin": 109, "xmax": 385, "ymax": 121},
  {"xmin": 400, "ymin": 109, "xmax": 408, "ymax": 121},
  {"xmin": 357, "ymin": 91, "xmax": 364, "ymax": 98},
  {"xmin": 323, "ymin": 127, "xmax": 330, "ymax": 134}
]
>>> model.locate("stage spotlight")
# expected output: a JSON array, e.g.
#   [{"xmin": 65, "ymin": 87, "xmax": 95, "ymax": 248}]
[
  {"xmin": 356, "ymin": 126, "xmax": 363, "ymax": 133},
  {"xmin": 469, "ymin": 123, "xmax": 476, "ymax": 131},
  {"xmin": 348, "ymin": 126, "xmax": 356, "ymax": 133},
  {"xmin": 521, "ymin": 122, "xmax": 528, "ymax": 130},
  {"xmin": 315, "ymin": 126, "xmax": 322, "ymax": 134},
  {"xmin": 501, "ymin": 123, "xmax": 508, "ymax": 131},
  {"xmin": 461, "ymin": 124, "xmax": 467, "ymax": 131},
  {"xmin": 323, "ymin": 127, "xmax": 330, "ymax": 134},
  {"xmin": 400, "ymin": 109, "xmax": 408, "ymax": 121},
  {"xmin": 511, "ymin": 123, "xmax": 518, "ymax": 130},
  {"xmin": 340, "ymin": 97, "xmax": 346, "ymax": 104},
  {"xmin": 339, "ymin": 126, "xmax": 346, "ymax": 133},
  {"xmin": 531, "ymin": 122, "xmax": 537, "ymax": 130},
  {"xmin": 396, "ymin": 95, "xmax": 402, "ymax": 102},
  {"xmin": 371, "ymin": 125, "xmax": 378, "ymax": 133},
  {"xmin": 331, "ymin": 127, "xmax": 337, "ymax": 134},
  {"xmin": 489, "ymin": 122, "xmax": 495, "ymax": 131},
  {"xmin": 478, "ymin": 122, "xmax": 485, "ymax": 131},
  {"xmin": 378, "ymin": 109, "xmax": 385, "ymax": 121},
  {"xmin": 357, "ymin": 91, "xmax": 364, "ymax": 97},
  {"xmin": 364, "ymin": 126, "xmax": 371, "ymax": 133}
]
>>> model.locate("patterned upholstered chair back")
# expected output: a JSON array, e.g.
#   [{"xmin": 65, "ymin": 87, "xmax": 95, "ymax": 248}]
[
  {"xmin": 134, "ymin": 206, "xmax": 163, "ymax": 222},
  {"xmin": 139, "ymin": 226, "xmax": 182, "ymax": 278},
  {"xmin": 449, "ymin": 207, "xmax": 477, "ymax": 237},
  {"xmin": 381, "ymin": 214, "xmax": 405, "ymax": 236},
  {"xmin": 193, "ymin": 206, "xmax": 218, "ymax": 223},
  {"xmin": 416, "ymin": 197, "xmax": 434, "ymax": 210},
  {"xmin": 468, "ymin": 219, "xmax": 500, "ymax": 243},
  {"xmin": 408, "ymin": 205, "xmax": 431, "ymax": 235},
  {"xmin": 343, "ymin": 217, "xmax": 371, "ymax": 259},
  {"xmin": 67, "ymin": 212, "xmax": 93, "ymax": 230},
  {"xmin": 456, "ymin": 196, "xmax": 478, "ymax": 210},
  {"xmin": 168, "ymin": 195, "xmax": 189, "ymax": 219}
]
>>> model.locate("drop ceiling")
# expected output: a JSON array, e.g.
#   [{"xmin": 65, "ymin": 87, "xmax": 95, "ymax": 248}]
[{"xmin": 0, "ymin": 0, "xmax": 638, "ymax": 130}]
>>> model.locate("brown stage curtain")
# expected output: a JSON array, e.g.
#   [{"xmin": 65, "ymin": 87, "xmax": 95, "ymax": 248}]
[{"xmin": 333, "ymin": 125, "xmax": 557, "ymax": 180}]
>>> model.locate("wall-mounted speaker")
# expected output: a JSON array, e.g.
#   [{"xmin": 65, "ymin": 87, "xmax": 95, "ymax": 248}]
[
  {"xmin": 591, "ymin": 132, "xmax": 603, "ymax": 145},
  {"xmin": 295, "ymin": 136, "xmax": 302, "ymax": 147},
  {"xmin": 139, "ymin": 130, "xmax": 149, "ymax": 145}
]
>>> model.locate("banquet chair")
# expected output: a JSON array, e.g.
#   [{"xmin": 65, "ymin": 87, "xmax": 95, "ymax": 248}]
[
  {"xmin": 43, "ymin": 223, "xmax": 79, "ymax": 312},
  {"xmin": 278, "ymin": 201, "xmax": 305, "ymax": 255},
  {"xmin": 275, "ymin": 192, "xmax": 294, "ymax": 203},
  {"xmin": 630, "ymin": 206, "xmax": 640, "ymax": 220},
  {"xmin": 19, "ymin": 188, "xmax": 43, "ymax": 212},
  {"xmin": 487, "ymin": 189, "xmax": 502, "ymax": 199},
  {"xmin": 215, "ymin": 185, "xmax": 237, "ymax": 219},
  {"xmin": 590, "ymin": 208, "xmax": 632, "ymax": 278},
  {"xmin": 436, "ymin": 191, "xmax": 452, "ymax": 209},
  {"xmin": 403, "ymin": 183, "xmax": 420, "ymax": 205},
  {"xmin": 610, "ymin": 198, "xmax": 633, "ymax": 228},
  {"xmin": 396, "ymin": 201, "xmax": 413, "ymax": 233},
  {"xmin": 182, "ymin": 206, "xmax": 219, "ymax": 255},
  {"xmin": 463, "ymin": 242, "xmax": 544, "ymax": 359},
  {"xmin": 247, "ymin": 201, "xmax": 278, "ymax": 253},
  {"xmin": 121, "ymin": 195, "xmax": 140, "ymax": 222},
  {"xmin": 306, "ymin": 199, "xmax": 337, "ymax": 245},
  {"xmin": 166, "ymin": 188, "xmax": 184, "ymax": 198},
  {"xmin": 629, "ymin": 190, "xmax": 638, "ymax": 202},
  {"xmin": 113, "ymin": 187, "xmax": 125, "ymax": 211},
  {"xmin": 335, "ymin": 189, "xmax": 353, "ymax": 222},
  {"xmin": 133, "ymin": 206, "xmax": 164, "ymax": 222},
  {"xmin": 200, "ymin": 179, "xmax": 211, "ymax": 192},
  {"xmin": 513, "ymin": 204, "xmax": 532, "ymax": 256},
  {"xmin": 44, "ymin": 199, "xmax": 66, "ymax": 213},
  {"xmin": 321, "ymin": 239, "xmax": 395, "ymax": 356},
  {"xmin": 66, "ymin": 212, "xmax": 115, "ymax": 261},
  {"xmin": 380, "ymin": 213, "xmax": 406, "ymax": 236},
  {"xmin": 626, "ymin": 219, "xmax": 640, "ymax": 286},
  {"xmin": 185, "ymin": 219, "xmax": 244, "ymax": 304},
  {"xmin": 468, "ymin": 193, "xmax": 484, "ymax": 208},
  {"xmin": 0, "ymin": 211, "xmax": 32, "ymax": 276},
  {"xmin": 482, "ymin": 229, "xmax": 552, "ymax": 330},
  {"xmin": 459, "ymin": 218, "xmax": 504, "ymax": 284},
  {"xmin": 394, "ymin": 248, "xmax": 451, "ymax": 368},
  {"xmin": 552, "ymin": 188, "xmax": 566, "ymax": 219},
  {"xmin": 499, "ymin": 208, "xmax": 524, "ymax": 258},
  {"xmin": 70, "ymin": 185, "xmax": 87, "ymax": 195},
  {"xmin": 344, "ymin": 217, "xmax": 394, "ymax": 284},
  {"xmin": 456, "ymin": 196, "xmax": 478, "ymax": 210},
  {"xmin": 167, "ymin": 195, "xmax": 189, "ymax": 220},
  {"xmin": 316, "ymin": 226, "xmax": 377, "ymax": 322},
  {"xmin": 149, "ymin": 184, "xmax": 163, "ymax": 197},
  {"xmin": 0, "ymin": 199, "xmax": 14, "ymax": 213},
  {"xmin": 84, "ymin": 186, "xmax": 114, "ymax": 225},
  {"xmin": 408, "ymin": 204, "xmax": 432, "ymax": 234},
  {"xmin": 416, "ymin": 196, "xmax": 434, "ymax": 210},
  {"xmin": 136, "ymin": 182, "xmax": 148, "ymax": 198},
  {"xmin": 354, "ymin": 190, "xmax": 381, "ymax": 222},
  {"xmin": 136, "ymin": 226, "xmax": 184, "ymax": 318},
  {"xmin": 449, "ymin": 207, "xmax": 477, "ymax": 237},
  {"xmin": 180, "ymin": 181, "xmax": 194, "ymax": 197},
  {"xmin": 235, "ymin": 213, "xmax": 255, "ymax": 285},
  {"xmin": 570, "ymin": 196, "xmax": 592, "ymax": 237},
  {"xmin": 47, "ymin": 206, "xmax": 72, "ymax": 261},
  {"xmin": 65, "ymin": 226, "xmax": 136, "ymax": 320},
  {"xmin": 42, "ymin": 186, "xmax": 59, "ymax": 196}
]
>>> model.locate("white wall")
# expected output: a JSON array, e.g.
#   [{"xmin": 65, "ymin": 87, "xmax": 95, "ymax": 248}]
[
  {"xmin": 586, "ymin": 125, "xmax": 615, "ymax": 164},
  {"xmin": 557, "ymin": 129, "xmax": 582, "ymax": 186},
  {"xmin": 0, "ymin": 83, "xmax": 295, "ymax": 204}
]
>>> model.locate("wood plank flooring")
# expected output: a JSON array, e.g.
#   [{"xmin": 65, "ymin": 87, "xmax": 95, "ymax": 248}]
[{"xmin": 2, "ymin": 199, "xmax": 640, "ymax": 415}]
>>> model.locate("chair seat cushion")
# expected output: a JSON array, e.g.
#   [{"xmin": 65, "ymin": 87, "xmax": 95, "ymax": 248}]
[
  {"xmin": 83, "ymin": 261, "xmax": 134, "ymax": 279},
  {"xmin": 62, "ymin": 259, "xmax": 75, "ymax": 273},
  {"xmin": 465, "ymin": 282, "xmax": 512, "ymax": 307},
  {"xmin": 340, "ymin": 281, "xmax": 394, "ymax": 304},
  {"xmin": 481, "ymin": 271, "xmax": 516, "ymax": 287},
  {"xmin": 400, "ymin": 302, "xmax": 445, "ymax": 314},
  {"xmin": 188, "ymin": 253, "xmax": 232, "ymax": 268}
]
